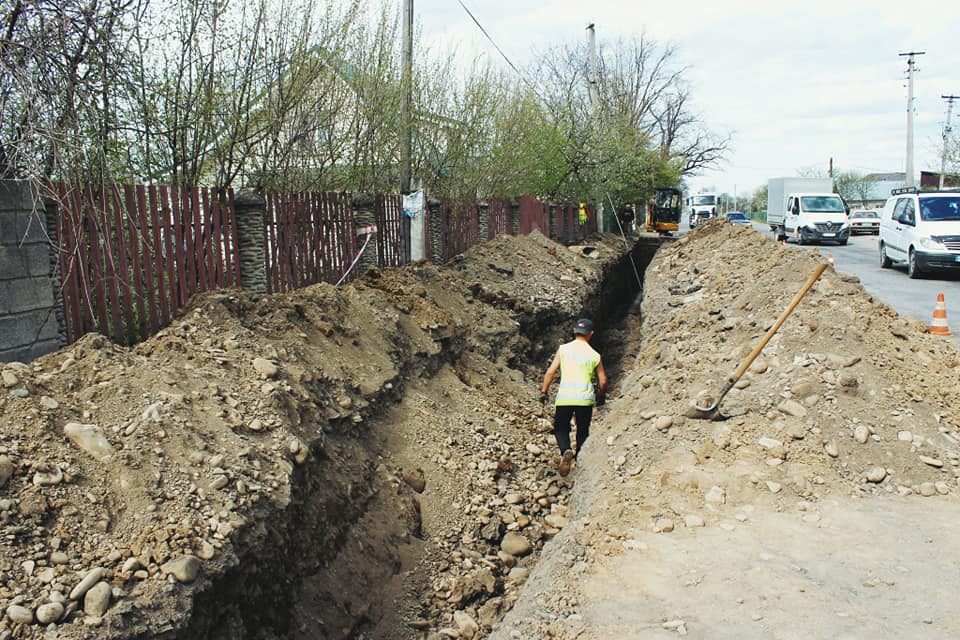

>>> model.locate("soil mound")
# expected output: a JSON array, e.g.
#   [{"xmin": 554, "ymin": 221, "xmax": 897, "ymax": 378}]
[{"xmin": 492, "ymin": 219, "xmax": 960, "ymax": 639}]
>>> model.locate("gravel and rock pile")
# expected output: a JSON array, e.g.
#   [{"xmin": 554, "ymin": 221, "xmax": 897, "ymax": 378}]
[
  {"xmin": 492, "ymin": 219, "xmax": 960, "ymax": 639},
  {"xmin": 0, "ymin": 230, "xmax": 635, "ymax": 640}
]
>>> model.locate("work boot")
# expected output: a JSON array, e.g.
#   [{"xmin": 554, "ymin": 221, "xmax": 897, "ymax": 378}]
[{"xmin": 557, "ymin": 450, "xmax": 574, "ymax": 476}]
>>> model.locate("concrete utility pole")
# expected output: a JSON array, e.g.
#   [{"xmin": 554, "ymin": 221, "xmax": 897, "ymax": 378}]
[
  {"xmin": 586, "ymin": 23, "xmax": 603, "ymax": 232},
  {"xmin": 940, "ymin": 95, "xmax": 958, "ymax": 190},
  {"xmin": 400, "ymin": 0, "xmax": 414, "ymax": 262},
  {"xmin": 400, "ymin": 0, "xmax": 414, "ymax": 195},
  {"xmin": 900, "ymin": 51, "xmax": 925, "ymax": 188}
]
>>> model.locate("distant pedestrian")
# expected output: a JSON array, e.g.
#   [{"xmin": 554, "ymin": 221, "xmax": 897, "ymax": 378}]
[
  {"xmin": 539, "ymin": 318, "xmax": 608, "ymax": 476},
  {"xmin": 618, "ymin": 203, "xmax": 635, "ymax": 235}
]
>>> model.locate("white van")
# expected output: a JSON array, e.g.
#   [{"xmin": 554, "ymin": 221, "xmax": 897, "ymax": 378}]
[
  {"xmin": 782, "ymin": 192, "xmax": 850, "ymax": 245},
  {"xmin": 878, "ymin": 189, "xmax": 960, "ymax": 278}
]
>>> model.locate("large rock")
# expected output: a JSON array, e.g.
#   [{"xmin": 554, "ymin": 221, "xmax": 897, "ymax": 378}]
[
  {"xmin": 36, "ymin": 602, "xmax": 65, "ymax": 624},
  {"xmin": 83, "ymin": 581, "xmax": 111, "ymax": 617},
  {"xmin": 162, "ymin": 555, "xmax": 201, "ymax": 583},
  {"xmin": 453, "ymin": 610, "xmax": 480, "ymax": 639},
  {"xmin": 63, "ymin": 423, "xmax": 116, "ymax": 462},
  {"xmin": 6, "ymin": 604, "xmax": 33, "ymax": 625},
  {"xmin": 500, "ymin": 532, "xmax": 532, "ymax": 556}
]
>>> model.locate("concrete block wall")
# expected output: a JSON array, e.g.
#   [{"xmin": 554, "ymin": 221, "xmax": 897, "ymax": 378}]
[{"xmin": 0, "ymin": 181, "xmax": 64, "ymax": 363}]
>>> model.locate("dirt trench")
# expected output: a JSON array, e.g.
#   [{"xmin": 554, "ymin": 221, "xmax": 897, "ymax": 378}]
[
  {"xmin": 172, "ymin": 235, "xmax": 661, "ymax": 640},
  {"xmin": 0, "ymin": 232, "xmax": 665, "ymax": 640}
]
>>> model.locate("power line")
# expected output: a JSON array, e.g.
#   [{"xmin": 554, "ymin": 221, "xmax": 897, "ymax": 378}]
[{"xmin": 454, "ymin": 0, "xmax": 544, "ymax": 100}]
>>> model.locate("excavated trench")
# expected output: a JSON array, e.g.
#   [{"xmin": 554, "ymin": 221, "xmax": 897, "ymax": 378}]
[{"xmin": 177, "ymin": 236, "xmax": 664, "ymax": 640}]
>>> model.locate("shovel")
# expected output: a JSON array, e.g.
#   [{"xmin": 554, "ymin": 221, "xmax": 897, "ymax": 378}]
[{"xmin": 691, "ymin": 262, "xmax": 828, "ymax": 420}]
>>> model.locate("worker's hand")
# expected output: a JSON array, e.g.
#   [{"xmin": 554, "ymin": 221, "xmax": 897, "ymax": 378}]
[
  {"xmin": 539, "ymin": 392, "xmax": 549, "ymax": 405},
  {"xmin": 595, "ymin": 390, "xmax": 606, "ymax": 406}
]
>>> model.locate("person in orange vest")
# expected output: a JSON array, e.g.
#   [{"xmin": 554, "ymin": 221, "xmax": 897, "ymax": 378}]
[{"xmin": 539, "ymin": 318, "xmax": 609, "ymax": 476}]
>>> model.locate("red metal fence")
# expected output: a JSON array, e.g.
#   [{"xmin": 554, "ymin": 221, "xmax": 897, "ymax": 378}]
[
  {"xmin": 263, "ymin": 191, "xmax": 355, "ymax": 293},
  {"xmin": 55, "ymin": 183, "xmax": 239, "ymax": 345}
]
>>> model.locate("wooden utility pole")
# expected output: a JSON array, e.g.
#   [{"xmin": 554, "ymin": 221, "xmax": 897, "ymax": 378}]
[{"xmin": 900, "ymin": 51, "xmax": 925, "ymax": 188}]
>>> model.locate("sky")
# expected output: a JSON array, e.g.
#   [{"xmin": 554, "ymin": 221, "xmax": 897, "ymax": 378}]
[{"xmin": 412, "ymin": 0, "xmax": 959, "ymax": 199}]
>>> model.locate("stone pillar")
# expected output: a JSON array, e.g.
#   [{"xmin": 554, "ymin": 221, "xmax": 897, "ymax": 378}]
[
  {"xmin": 0, "ymin": 180, "xmax": 62, "ymax": 362},
  {"xmin": 478, "ymin": 202, "xmax": 490, "ymax": 242},
  {"xmin": 352, "ymin": 193, "xmax": 379, "ymax": 274},
  {"xmin": 234, "ymin": 190, "xmax": 267, "ymax": 294},
  {"xmin": 510, "ymin": 199, "xmax": 520, "ymax": 236},
  {"xmin": 548, "ymin": 204, "xmax": 559, "ymax": 241},
  {"xmin": 43, "ymin": 193, "xmax": 67, "ymax": 350},
  {"xmin": 427, "ymin": 199, "xmax": 443, "ymax": 263}
]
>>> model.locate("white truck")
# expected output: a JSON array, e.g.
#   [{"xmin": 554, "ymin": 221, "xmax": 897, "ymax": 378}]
[
  {"xmin": 767, "ymin": 177, "xmax": 850, "ymax": 245},
  {"xmin": 688, "ymin": 192, "xmax": 718, "ymax": 228}
]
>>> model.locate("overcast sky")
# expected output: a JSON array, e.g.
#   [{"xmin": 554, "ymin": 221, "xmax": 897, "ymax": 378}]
[{"xmin": 414, "ymin": 0, "xmax": 958, "ymax": 198}]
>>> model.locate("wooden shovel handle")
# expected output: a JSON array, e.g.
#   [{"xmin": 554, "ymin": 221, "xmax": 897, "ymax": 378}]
[{"xmin": 730, "ymin": 262, "xmax": 828, "ymax": 383}]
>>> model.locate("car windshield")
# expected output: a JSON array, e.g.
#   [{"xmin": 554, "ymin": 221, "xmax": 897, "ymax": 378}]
[
  {"xmin": 692, "ymin": 195, "xmax": 716, "ymax": 205},
  {"xmin": 852, "ymin": 211, "xmax": 878, "ymax": 218},
  {"xmin": 726, "ymin": 213, "xmax": 746, "ymax": 220},
  {"xmin": 919, "ymin": 197, "xmax": 960, "ymax": 222},
  {"xmin": 801, "ymin": 196, "xmax": 845, "ymax": 213}
]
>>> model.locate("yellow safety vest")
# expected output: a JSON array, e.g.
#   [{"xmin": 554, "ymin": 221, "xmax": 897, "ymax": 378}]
[{"xmin": 555, "ymin": 340, "xmax": 601, "ymax": 406}]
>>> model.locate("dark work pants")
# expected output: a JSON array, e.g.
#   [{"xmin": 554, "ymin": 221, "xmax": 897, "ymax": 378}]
[{"xmin": 553, "ymin": 405, "xmax": 593, "ymax": 456}]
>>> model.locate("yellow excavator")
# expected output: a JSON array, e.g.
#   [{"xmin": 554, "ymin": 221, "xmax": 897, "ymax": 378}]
[{"xmin": 645, "ymin": 187, "xmax": 682, "ymax": 234}]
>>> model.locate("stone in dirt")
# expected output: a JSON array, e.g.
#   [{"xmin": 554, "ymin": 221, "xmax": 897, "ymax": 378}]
[
  {"xmin": 654, "ymin": 518, "xmax": 675, "ymax": 533},
  {"xmin": 865, "ymin": 467, "xmax": 887, "ymax": 483},
  {"xmin": 252, "ymin": 357, "xmax": 279, "ymax": 378},
  {"xmin": 402, "ymin": 468, "xmax": 426, "ymax": 493},
  {"xmin": 83, "ymin": 581, "xmax": 111, "ymax": 617},
  {"xmin": 919, "ymin": 456, "xmax": 943, "ymax": 468},
  {"xmin": 500, "ymin": 532, "xmax": 532, "ymax": 556},
  {"xmin": 684, "ymin": 514, "xmax": 705, "ymax": 528},
  {"xmin": 0, "ymin": 455, "xmax": 13, "ymax": 488},
  {"xmin": 854, "ymin": 425, "xmax": 869, "ymax": 444},
  {"xmin": 453, "ymin": 610, "xmax": 480, "ymax": 639},
  {"xmin": 778, "ymin": 400, "xmax": 807, "ymax": 418},
  {"xmin": 162, "ymin": 555, "xmax": 201, "ymax": 583},
  {"xmin": 6, "ymin": 604, "xmax": 33, "ymax": 625},
  {"xmin": 705, "ymin": 486, "xmax": 726, "ymax": 504},
  {"xmin": 824, "ymin": 440, "xmax": 839, "ymax": 458},
  {"xmin": 70, "ymin": 567, "xmax": 105, "ymax": 600},
  {"xmin": 36, "ymin": 601, "xmax": 65, "ymax": 624},
  {"xmin": 920, "ymin": 483, "xmax": 937, "ymax": 497},
  {"xmin": 654, "ymin": 415, "xmax": 674, "ymax": 431},
  {"xmin": 63, "ymin": 423, "xmax": 116, "ymax": 462}
]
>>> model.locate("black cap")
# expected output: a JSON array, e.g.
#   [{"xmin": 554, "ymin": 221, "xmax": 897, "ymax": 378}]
[{"xmin": 573, "ymin": 318, "xmax": 594, "ymax": 335}]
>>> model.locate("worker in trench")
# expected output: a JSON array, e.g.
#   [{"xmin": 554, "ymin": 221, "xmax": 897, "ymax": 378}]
[{"xmin": 539, "ymin": 318, "xmax": 609, "ymax": 476}]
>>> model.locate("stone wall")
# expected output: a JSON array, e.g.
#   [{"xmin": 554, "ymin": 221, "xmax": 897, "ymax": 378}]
[{"xmin": 0, "ymin": 181, "xmax": 64, "ymax": 363}]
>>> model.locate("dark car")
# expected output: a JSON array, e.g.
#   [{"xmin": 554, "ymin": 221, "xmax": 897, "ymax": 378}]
[
  {"xmin": 848, "ymin": 209, "xmax": 880, "ymax": 235},
  {"xmin": 725, "ymin": 211, "xmax": 751, "ymax": 225}
]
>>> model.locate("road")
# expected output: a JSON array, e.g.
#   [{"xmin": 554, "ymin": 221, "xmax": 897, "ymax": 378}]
[{"xmin": 749, "ymin": 222, "xmax": 960, "ymax": 345}]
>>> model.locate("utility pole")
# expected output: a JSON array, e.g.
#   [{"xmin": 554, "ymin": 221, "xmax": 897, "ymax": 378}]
[
  {"xmin": 900, "ymin": 51, "xmax": 925, "ymax": 188},
  {"xmin": 940, "ymin": 95, "xmax": 958, "ymax": 190},
  {"xmin": 586, "ymin": 23, "xmax": 603, "ymax": 232},
  {"xmin": 400, "ymin": 0, "xmax": 414, "ymax": 261}
]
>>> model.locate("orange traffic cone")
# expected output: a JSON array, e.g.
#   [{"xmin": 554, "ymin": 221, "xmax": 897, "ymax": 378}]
[
  {"xmin": 827, "ymin": 254, "xmax": 835, "ymax": 268},
  {"xmin": 930, "ymin": 293, "xmax": 952, "ymax": 337}
]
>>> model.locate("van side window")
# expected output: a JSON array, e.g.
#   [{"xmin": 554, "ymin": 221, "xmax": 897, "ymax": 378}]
[
  {"xmin": 787, "ymin": 197, "xmax": 794, "ymax": 213},
  {"xmin": 892, "ymin": 198, "xmax": 908, "ymax": 220}
]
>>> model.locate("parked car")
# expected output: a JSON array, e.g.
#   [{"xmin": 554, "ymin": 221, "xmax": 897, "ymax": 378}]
[
  {"xmin": 725, "ymin": 211, "xmax": 751, "ymax": 225},
  {"xmin": 878, "ymin": 188, "xmax": 960, "ymax": 278},
  {"xmin": 848, "ymin": 209, "xmax": 880, "ymax": 235}
]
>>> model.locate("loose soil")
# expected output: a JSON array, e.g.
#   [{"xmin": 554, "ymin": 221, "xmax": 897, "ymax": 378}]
[
  {"xmin": 0, "ymin": 230, "xmax": 643, "ymax": 640},
  {"xmin": 491, "ymin": 220, "xmax": 960, "ymax": 639},
  {"xmin": 5, "ymin": 218, "xmax": 960, "ymax": 640}
]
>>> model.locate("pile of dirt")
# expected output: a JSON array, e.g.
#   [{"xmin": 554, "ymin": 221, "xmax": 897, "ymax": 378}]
[
  {"xmin": 0, "ymin": 230, "xmax": 639, "ymax": 640},
  {"xmin": 492, "ymin": 219, "xmax": 960, "ymax": 639}
]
